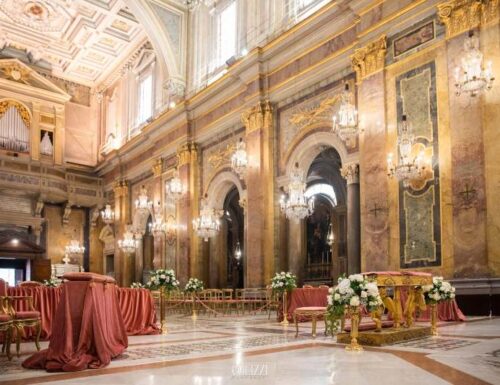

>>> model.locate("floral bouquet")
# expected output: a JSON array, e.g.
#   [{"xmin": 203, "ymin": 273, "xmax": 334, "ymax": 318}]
[
  {"xmin": 146, "ymin": 269, "xmax": 180, "ymax": 291},
  {"xmin": 422, "ymin": 276, "xmax": 455, "ymax": 304},
  {"xmin": 270, "ymin": 271, "xmax": 297, "ymax": 292},
  {"xmin": 43, "ymin": 278, "xmax": 61, "ymax": 287},
  {"xmin": 326, "ymin": 274, "xmax": 383, "ymax": 333},
  {"xmin": 184, "ymin": 277, "xmax": 204, "ymax": 293},
  {"xmin": 130, "ymin": 282, "xmax": 144, "ymax": 289}
]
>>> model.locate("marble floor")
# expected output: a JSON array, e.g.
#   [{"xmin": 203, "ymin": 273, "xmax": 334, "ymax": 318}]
[{"xmin": 1, "ymin": 314, "xmax": 499, "ymax": 385}]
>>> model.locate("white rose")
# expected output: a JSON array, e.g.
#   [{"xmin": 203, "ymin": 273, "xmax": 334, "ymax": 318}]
[
  {"xmin": 366, "ymin": 282, "xmax": 379, "ymax": 296},
  {"xmin": 327, "ymin": 297, "xmax": 333, "ymax": 305},
  {"xmin": 361, "ymin": 291, "xmax": 368, "ymax": 298},
  {"xmin": 349, "ymin": 274, "xmax": 363, "ymax": 283},
  {"xmin": 334, "ymin": 293, "xmax": 340, "ymax": 301},
  {"xmin": 328, "ymin": 288, "xmax": 334, "ymax": 294},
  {"xmin": 337, "ymin": 278, "xmax": 351, "ymax": 294},
  {"xmin": 450, "ymin": 293, "xmax": 455, "ymax": 299},
  {"xmin": 279, "ymin": 282, "xmax": 284, "ymax": 287},
  {"xmin": 349, "ymin": 296, "xmax": 360, "ymax": 307},
  {"xmin": 160, "ymin": 274, "xmax": 166, "ymax": 279}
]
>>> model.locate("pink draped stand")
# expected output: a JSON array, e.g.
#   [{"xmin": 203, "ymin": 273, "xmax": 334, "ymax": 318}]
[
  {"xmin": 7, "ymin": 286, "xmax": 159, "ymax": 340},
  {"xmin": 23, "ymin": 273, "xmax": 128, "ymax": 372}
]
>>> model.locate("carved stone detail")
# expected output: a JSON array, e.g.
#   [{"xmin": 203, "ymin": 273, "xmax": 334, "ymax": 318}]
[
  {"xmin": 62, "ymin": 203, "xmax": 72, "ymax": 225},
  {"xmin": 241, "ymin": 100, "xmax": 273, "ymax": 133},
  {"xmin": 341, "ymin": 163, "xmax": 360, "ymax": 184},
  {"xmin": 207, "ymin": 143, "xmax": 236, "ymax": 170},
  {"xmin": 152, "ymin": 158, "xmax": 163, "ymax": 177},
  {"xmin": 351, "ymin": 35, "xmax": 387, "ymax": 82},
  {"xmin": 437, "ymin": 0, "xmax": 499, "ymax": 38},
  {"xmin": 177, "ymin": 142, "xmax": 198, "ymax": 166}
]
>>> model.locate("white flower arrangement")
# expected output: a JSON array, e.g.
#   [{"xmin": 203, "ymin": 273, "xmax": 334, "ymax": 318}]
[
  {"xmin": 270, "ymin": 271, "xmax": 297, "ymax": 292},
  {"xmin": 130, "ymin": 282, "xmax": 144, "ymax": 289},
  {"xmin": 146, "ymin": 269, "xmax": 180, "ymax": 291},
  {"xmin": 43, "ymin": 278, "xmax": 61, "ymax": 287},
  {"xmin": 326, "ymin": 274, "xmax": 383, "ymax": 334},
  {"xmin": 422, "ymin": 276, "xmax": 456, "ymax": 305},
  {"xmin": 184, "ymin": 277, "xmax": 204, "ymax": 293}
]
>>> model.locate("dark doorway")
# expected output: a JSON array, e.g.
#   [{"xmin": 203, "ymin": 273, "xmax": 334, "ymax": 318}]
[
  {"xmin": 223, "ymin": 187, "xmax": 244, "ymax": 289},
  {"xmin": 142, "ymin": 215, "xmax": 154, "ymax": 282}
]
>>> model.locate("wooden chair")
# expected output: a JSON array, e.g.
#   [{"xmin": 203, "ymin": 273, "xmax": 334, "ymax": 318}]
[
  {"xmin": 0, "ymin": 279, "xmax": 41, "ymax": 357},
  {"xmin": 0, "ymin": 290, "xmax": 13, "ymax": 360}
]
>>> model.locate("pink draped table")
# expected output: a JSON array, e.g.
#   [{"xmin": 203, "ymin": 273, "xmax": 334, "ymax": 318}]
[
  {"xmin": 281, "ymin": 287, "xmax": 465, "ymax": 322},
  {"xmin": 7, "ymin": 285, "xmax": 159, "ymax": 340}
]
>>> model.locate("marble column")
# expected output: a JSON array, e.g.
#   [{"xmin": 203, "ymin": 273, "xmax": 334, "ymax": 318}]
[
  {"xmin": 242, "ymin": 101, "xmax": 275, "ymax": 287},
  {"xmin": 151, "ymin": 158, "xmax": 165, "ymax": 270},
  {"xmin": 341, "ymin": 163, "xmax": 361, "ymax": 275},
  {"xmin": 176, "ymin": 142, "xmax": 199, "ymax": 284},
  {"xmin": 113, "ymin": 180, "xmax": 130, "ymax": 286}
]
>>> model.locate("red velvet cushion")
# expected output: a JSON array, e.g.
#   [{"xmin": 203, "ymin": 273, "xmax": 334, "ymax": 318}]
[
  {"xmin": 295, "ymin": 306, "xmax": 327, "ymax": 311},
  {"xmin": 0, "ymin": 314, "xmax": 11, "ymax": 322},
  {"xmin": 14, "ymin": 311, "xmax": 40, "ymax": 320},
  {"xmin": 19, "ymin": 281, "xmax": 43, "ymax": 287},
  {"xmin": 63, "ymin": 272, "xmax": 115, "ymax": 284},
  {"xmin": 363, "ymin": 271, "xmax": 402, "ymax": 276}
]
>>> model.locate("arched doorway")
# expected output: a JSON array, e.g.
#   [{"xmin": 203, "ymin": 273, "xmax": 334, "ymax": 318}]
[
  {"xmin": 142, "ymin": 215, "xmax": 154, "ymax": 282},
  {"xmin": 304, "ymin": 148, "xmax": 347, "ymax": 283},
  {"xmin": 223, "ymin": 187, "xmax": 244, "ymax": 289}
]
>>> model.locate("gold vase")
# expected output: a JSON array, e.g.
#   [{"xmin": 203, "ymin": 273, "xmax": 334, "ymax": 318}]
[
  {"xmin": 160, "ymin": 287, "xmax": 168, "ymax": 335},
  {"xmin": 345, "ymin": 306, "xmax": 363, "ymax": 352},
  {"xmin": 191, "ymin": 293, "xmax": 198, "ymax": 320},
  {"xmin": 430, "ymin": 303, "xmax": 438, "ymax": 336},
  {"xmin": 280, "ymin": 290, "xmax": 289, "ymax": 326}
]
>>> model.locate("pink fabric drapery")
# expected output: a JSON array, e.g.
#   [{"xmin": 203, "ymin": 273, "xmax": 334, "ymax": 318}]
[
  {"xmin": 23, "ymin": 273, "xmax": 128, "ymax": 372},
  {"xmin": 7, "ymin": 286, "xmax": 159, "ymax": 339}
]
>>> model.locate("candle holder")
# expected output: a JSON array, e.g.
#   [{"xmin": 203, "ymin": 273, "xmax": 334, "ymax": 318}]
[
  {"xmin": 345, "ymin": 306, "xmax": 363, "ymax": 352},
  {"xmin": 280, "ymin": 290, "xmax": 289, "ymax": 326}
]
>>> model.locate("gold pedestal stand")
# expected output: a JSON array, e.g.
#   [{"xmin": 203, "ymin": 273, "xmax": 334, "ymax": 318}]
[
  {"xmin": 191, "ymin": 293, "xmax": 198, "ymax": 320},
  {"xmin": 280, "ymin": 291, "xmax": 289, "ymax": 326},
  {"xmin": 159, "ymin": 287, "xmax": 168, "ymax": 335},
  {"xmin": 345, "ymin": 306, "xmax": 363, "ymax": 352},
  {"xmin": 430, "ymin": 303, "xmax": 438, "ymax": 336}
]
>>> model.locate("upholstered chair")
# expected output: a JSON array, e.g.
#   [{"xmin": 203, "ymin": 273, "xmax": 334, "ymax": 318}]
[
  {"xmin": 2, "ymin": 279, "xmax": 41, "ymax": 357},
  {"xmin": 0, "ymin": 278, "xmax": 13, "ymax": 360},
  {"xmin": 19, "ymin": 281, "xmax": 43, "ymax": 287}
]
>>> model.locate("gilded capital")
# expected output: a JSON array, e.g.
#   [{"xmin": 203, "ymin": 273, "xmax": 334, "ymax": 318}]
[
  {"xmin": 177, "ymin": 142, "xmax": 198, "ymax": 166},
  {"xmin": 351, "ymin": 35, "xmax": 387, "ymax": 83},
  {"xmin": 438, "ymin": 0, "xmax": 499, "ymax": 39},
  {"xmin": 341, "ymin": 163, "xmax": 360, "ymax": 184},
  {"xmin": 241, "ymin": 100, "xmax": 273, "ymax": 133},
  {"xmin": 113, "ymin": 180, "xmax": 129, "ymax": 198},
  {"xmin": 152, "ymin": 158, "xmax": 163, "ymax": 177}
]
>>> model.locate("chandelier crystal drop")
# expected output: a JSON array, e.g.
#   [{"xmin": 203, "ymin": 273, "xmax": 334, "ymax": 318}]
[
  {"xmin": 100, "ymin": 204, "xmax": 114, "ymax": 225},
  {"xmin": 234, "ymin": 241, "xmax": 242, "ymax": 260},
  {"xmin": 65, "ymin": 239, "xmax": 85, "ymax": 256},
  {"xmin": 280, "ymin": 163, "xmax": 314, "ymax": 222},
  {"xmin": 149, "ymin": 202, "xmax": 167, "ymax": 236},
  {"xmin": 231, "ymin": 137, "xmax": 248, "ymax": 179},
  {"xmin": 135, "ymin": 185, "xmax": 153, "ymax": 211},
  {"xmin": 118, "ymin": 226, "xmax": 139, "ymax": 254},
  {"xmin": 387, "ymin": 115, "xmax": 426, "ymax": 188},
  {"xmin": 326, "ymin": 222, "xmax": 335, "ymax": 246},
  {"xmin": 193, "ymin": 194, "xmax": 223, "ymax": 242},
  {"xmin": 167, "ymin": 168, "xmax": 184, "ymax": 202},
  {"xmin": 333, "ymin": 83, "xmax": 358, "ymax": 141},
  {"xmin": 455, "ymin": 31, "xmax": 495, "ymax": 97}
]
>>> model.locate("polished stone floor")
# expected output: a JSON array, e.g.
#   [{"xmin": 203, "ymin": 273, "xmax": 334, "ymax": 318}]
[{"xmin": 1, "ymin": 314, "xmax": 499, "ymax": 385}]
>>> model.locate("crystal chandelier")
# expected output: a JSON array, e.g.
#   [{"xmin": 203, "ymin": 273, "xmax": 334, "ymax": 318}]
[
  {"xmin": 280, "ymin": 163, "xmax": 314, "ymax": 222},
  {"xmin": 333, "ymin": 83, "xmax": 358, "ymax": 140},
  {"xmin": 182, "ymin": 0, "xmax": 212, "ymax": 10},
  {"xmin": 387, "ymin": 115, "xmax": 425, "ymax": 188},
  {"xmin": 231, "ymin": 138, "xmax": 248, "ymax": 179},
  {"xmin": 234, "ymin": 241, "xmax": 242, "ymax": 260},
  {"xmin": 63, "ymin": 239, "xmax": 85, "ymax": 264},
  {"xmin": 326, "ymin": 222, "xmax": 335, "ymax": 246},
  {"xmin": 166, "ymin": 168, "xmax": 184, "ymax": 202},
  {"xmin": 149, "ymin": 202, "xmax": 166, "ymax": 236},
  {"xmin": 455, "ymin": 31, "xmax": 495, "ymax": 97},
  {"xmin": 100, "ymin": 204, "xmax": 114, "ymax": 225},
  {"xmin": 193, "ymin": 194, "xmax": 223, "ymax": 242},
  {"xmin": 135, "ymin": 185, "xmax": 152, "ymax": 211},
  {"xmin": 118, "ymin": 226, "xmax": 139, "ymax": 254}
]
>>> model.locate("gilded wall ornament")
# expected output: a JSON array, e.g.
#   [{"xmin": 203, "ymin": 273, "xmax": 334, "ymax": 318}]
[
  {"xmin": 152, "ymin": 158, "xmax": 163, "ymax": 177},
  {"xmin": 351, "ymin": 35, "xmax": 387, "ymax": 82},
  {"xmin": 288, "ymin": 96, "xmax": 338, "ymax": 130},
  {"xmin": 438, "ymin": 0, "xmax": 499, "ymax": 39},
  {"xmin": 0, "ymin": 100, "xmax": 31, "ymax": 127},
  {"xmin": 241, "ymin": 100, "xmax": 272, "ymax": 133},
  {"xmin": 113, "ymin": 180, "xmax": 129, "ymax": 198},
  {"xmin": 177, "ymin": 142, "xmax": 198, "ymax": 166},
  {"xmin": 208, "ymin": 143, "xmax": 236, "ymax": 170}
]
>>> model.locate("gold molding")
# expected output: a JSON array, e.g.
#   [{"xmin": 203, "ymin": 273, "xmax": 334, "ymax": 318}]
[
  {"xmin": 0, "ymin": 99, "xmax": 31, "ymax": 127},
  {"xmin": 0, "ymin": 62, "xmax": 31, "ymax": 82},
  {"xmin": 288, "ymin": 95, "xmax": 340, "ymax": 130},
  {"xmin": 437, "ymin": 0, "xmax": 500, "ymax": 39},
  {"xmin": 113, "ymin": 180, "xmax": 128, "ymax": 198},
  {"xmin": 207, "ymin": 143, "xmax": 236, "ymax": 170},
  {"xmin": 152, "ymin": 158, "xmax": 163, "ymax": 177},
  {"xmin": 341, "ymin": 163, "xmax": 360, "ymax": 184},
  {"xmin": 351, "ymin": 35, "xmax": 387, "ymax": 83},
  {"xmin": 177, "ymin": 142, "xmax": 198, "ymax": 166},
  {"xmin": 241, "ymin": 101, "xmax": 273, "ymax": 134}
]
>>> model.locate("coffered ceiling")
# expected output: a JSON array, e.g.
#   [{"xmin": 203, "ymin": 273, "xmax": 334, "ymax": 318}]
[{"xmin": 0, "ymin": 0, "xmax": 148, "ymax": 86}]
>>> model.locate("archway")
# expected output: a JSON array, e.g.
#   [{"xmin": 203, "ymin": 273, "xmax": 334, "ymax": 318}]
[
  {"xmin": 223, "ymin": 187, "xmax": 244, "ymax": 289},
  {"xmin": 304, "ymin": 148, "xmax": 347, "ymax": 283}
]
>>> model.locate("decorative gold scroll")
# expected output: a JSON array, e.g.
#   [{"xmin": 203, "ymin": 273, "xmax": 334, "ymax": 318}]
[
  {"xmin": 351, "ymin": 35, "xmax": 387, "ymax": 82},
  {"xmin": 241, "ymin": 100, "xmax": 273, "ymax": 133},
  {"xmin": 207, "ymin": 143, "xmax": 236, "ymax": 170},
  {"xmin": 0, "ymin": 100, "xmax": 31, "ymax": 127},
  {"xmin": 288, "ymin": 96, "xmax": 339, "ymax": 129},
  {"xmin": 438, "ymin": 0, "xmax": 499, "ymax": 39}
]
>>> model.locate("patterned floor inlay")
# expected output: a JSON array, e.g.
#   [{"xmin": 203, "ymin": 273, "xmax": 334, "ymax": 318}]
[{"xmin": 393, "ymin": 337, "xmax": 480, "ymax": 351}]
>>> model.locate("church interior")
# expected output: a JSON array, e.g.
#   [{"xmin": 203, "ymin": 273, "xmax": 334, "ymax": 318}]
[{"xmin": 0, "ymin": 0, "xmax": 499, "ymax": 384}]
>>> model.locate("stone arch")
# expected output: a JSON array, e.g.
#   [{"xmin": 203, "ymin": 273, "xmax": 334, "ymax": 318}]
[
  {"xmin": 205, "ymin": 170, "xmax": 246, "ymax": 211},
  {"xmin": 283, "ymin": 129, "xmax": 357, "ymax": 180}
]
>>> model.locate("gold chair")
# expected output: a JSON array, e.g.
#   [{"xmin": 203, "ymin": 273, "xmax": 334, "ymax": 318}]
[{"xmin": 0, "ymin": 297, "xmax": 13, "ymax": 360}]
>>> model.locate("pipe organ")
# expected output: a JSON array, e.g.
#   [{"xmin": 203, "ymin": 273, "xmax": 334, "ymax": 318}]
[{"xmin": 0, "ymin": 105, "xmax": 30, "ymax": 153}]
